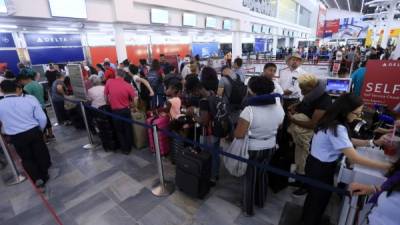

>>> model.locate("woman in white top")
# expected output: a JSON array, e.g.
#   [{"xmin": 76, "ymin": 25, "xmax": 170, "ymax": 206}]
[
  {"xmin": 234, "ymin": 76, "xmax": 285, "ymax": 216},
  {"xmin": 87, "ymin": 75, "xmax": 106, "ymax": 108},
  {"xmin": 301, "ymin": 94, "xmax": 391, "ymax": 225}
]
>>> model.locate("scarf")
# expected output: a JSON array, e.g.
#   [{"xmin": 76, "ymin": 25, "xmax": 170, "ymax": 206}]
[
  {"xmin": 369, "ymin": 170, "xmax": 400, "ymax": 204},
  {"xmin": 245, "ymin": 93, "xmax": 282, "ymax": 107}
]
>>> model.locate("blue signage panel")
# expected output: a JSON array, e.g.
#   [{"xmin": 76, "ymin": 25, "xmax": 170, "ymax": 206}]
[
  {"xmin": 0, "ymin": 50, "xmax": 20, "ymax": 74},
  {"xmin": 254, "ymin": 38, "xmax": 266, "ymax": 53},
  {"xmin": 192, "ymin": 42, "xmax": 219, "ymax": 58},
  {"xmin": 28, "ymin": 47, "xmax": 84, "ymax": 64},
  {"xmin": 24, "ymin": 33, "xmax": 82, "ymax": 47},
  {"xmin": 0, "ymin": 33, "xmax": 15, "ymax": 48}
]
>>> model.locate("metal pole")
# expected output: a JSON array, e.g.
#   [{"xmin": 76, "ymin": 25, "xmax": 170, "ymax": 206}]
[
  {"xmin": 0, "ymin": 135, "xmax": 26, "ymax": 185},
  {"xmin": 151, "ymin": 124, "xmax": 174, "ymax": 197},
  {"xmin": 80, "ymin": 101, "xmax": 97, "ymax": 150},
  {"xmin": 47, "ymin": 90, "xmax": 59, "ymax": 126}
]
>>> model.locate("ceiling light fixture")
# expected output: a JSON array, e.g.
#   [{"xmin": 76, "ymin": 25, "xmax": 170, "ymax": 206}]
[
  {"xmin": 0, "ymin": 24, "xmax": 18, "ymax": 29},
  {"xmin": 346, "ymin": 0, "xmax": 351, "ymax": 11},
  {"xmin": 360, "ymin": 0, "xmax": 365, "ymax": 13},
  {"xmin": 48, "ymin": 27, "xmax": 79, "ymax": 31},
  {"xmin": 334, "ymin": 0, "xmax": 341, "ymax": 10}
]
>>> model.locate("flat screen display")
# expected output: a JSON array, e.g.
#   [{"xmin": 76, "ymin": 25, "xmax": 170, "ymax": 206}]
[
  {"xmin": 252, "ymin": 24, "xmax": 261, "ymax": 33},
  {"xmin": 0, "ymin": 0, "xmax": 7, "ymax": 13},
  {"xmin": 206, "ymin": 17, "xmax": 217, "ymax": 29},
  {"xmin": 223, "ymin": 20, "xmax": 232, "ymax": 30},
  {"xmin": 183, "ymin": 13, "xmax": 197, "ymax": 27},
  {"xmin": 151, "ymin": 8, "xmax": 169, "ymax": 24},
  {"xmin": 261, "ymin": 25, "xmax": 268, "ymax": 33},
  {"xmin": 326, "ymin": 78, "xmax": 352, "ymax": 96},
  {"xmin": 48, "ymin": 0, "xmax": 87, "ymax": 18}
]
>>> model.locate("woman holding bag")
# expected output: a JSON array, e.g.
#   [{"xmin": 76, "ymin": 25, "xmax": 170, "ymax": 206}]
[{"xmin": 233, "ymin": 76, "xmax": 285, "ymax": 216}]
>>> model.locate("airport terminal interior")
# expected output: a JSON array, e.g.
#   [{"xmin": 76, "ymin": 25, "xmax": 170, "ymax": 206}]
[{"xmin": 0, "ymin": 0, "xmax": 400, "ymax": 225}]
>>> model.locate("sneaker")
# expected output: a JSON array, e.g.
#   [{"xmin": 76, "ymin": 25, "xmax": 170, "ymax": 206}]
[
  {"xmin": 292, "ymin": 187, "xmax": 308, "ymax": 197},
  {"xmin": 35, "ymin": 179, "xmax": 46, "ymax": 193}
]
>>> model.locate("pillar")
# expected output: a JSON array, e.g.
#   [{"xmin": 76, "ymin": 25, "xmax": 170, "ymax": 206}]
[
  {"xmin": 232, "ymin": 31, "xmax": 242, "ymax": 59},
  {"xmin": 272, "ymin": 35, "xmax": 278, "ymax": 56},
  {"xmin": 114, "ymin": 24, "xmax": 127, "ymax": 64},
  {"xmin": 381, "ymin": 1, "xmax": 396, "ymax": 48},
  {"xmin": 285, "ymin": 37, "xmax": 290, "ymax": 47}
]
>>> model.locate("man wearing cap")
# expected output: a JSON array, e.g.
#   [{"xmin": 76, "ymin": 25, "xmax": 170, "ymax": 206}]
[{"xmin": 278, "ymin": 53, "xmax": 306, "ymax": 108}]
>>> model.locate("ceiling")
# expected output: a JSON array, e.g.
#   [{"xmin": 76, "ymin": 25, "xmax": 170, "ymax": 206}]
[{"xmin": 320, "ymin": 0, "xmax": 383, "ymax": 13}]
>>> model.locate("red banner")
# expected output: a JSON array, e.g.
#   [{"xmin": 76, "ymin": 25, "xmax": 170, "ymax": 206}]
[
  {"xmin": 361, "ymin": 60, "xmax": 400, "ymax": 109},
  {"xmin": 324, "ymin": 20, "xmax": 340, "ymax": 34},
  {"xmin": 316, "ymin": 3, "xmax": 327, "ymax": 38}
]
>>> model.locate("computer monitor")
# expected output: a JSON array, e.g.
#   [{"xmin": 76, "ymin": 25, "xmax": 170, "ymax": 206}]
[{"xmin": 326, "ymin": 78, "xmax": 352, "ymax": 96}]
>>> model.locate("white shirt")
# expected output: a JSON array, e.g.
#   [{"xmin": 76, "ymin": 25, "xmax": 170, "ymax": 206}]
[
  {"xmin": 278, "ymin": 67, "xmax": 306, "ymax": 99},
  {"xmin": 310, "ymin": 125, "xmax": 353, "ymax": 162},
  {"xmin": 181, "ymin": 64, "xmax": 191, "ymax": 79},
  {"xmin": 87, "ymin": 85, "xmax": 106, "ymax": 108},
  {"xmin": 240, "ymin": 103, "xmax": 285, "ymax": 150},
  {"xmin": 368, "ymin": 191, "xmax": 400, "ymax": 225},
  {"xmin": 272, "ymin": 79, "xmax": 284, "ymax": 95}
]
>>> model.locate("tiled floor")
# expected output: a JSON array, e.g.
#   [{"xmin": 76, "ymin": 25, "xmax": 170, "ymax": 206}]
[{"xmin": 0, "ymin": 116, "xmax": 341, "ymax": 225}]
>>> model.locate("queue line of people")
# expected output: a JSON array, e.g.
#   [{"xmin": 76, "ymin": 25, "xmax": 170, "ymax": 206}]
[{"xmin": 0, "ymin": 51, "xmax": 399, "ymax": 225}]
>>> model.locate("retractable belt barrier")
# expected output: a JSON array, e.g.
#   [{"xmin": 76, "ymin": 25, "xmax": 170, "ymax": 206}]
[{"xmin": 70, "ymin": 99, "xmax": 351, "ymax": 197}]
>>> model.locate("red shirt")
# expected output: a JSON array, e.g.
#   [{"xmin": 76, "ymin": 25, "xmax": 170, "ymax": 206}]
[
  {"xmin": 104, "ymin": 77, "xmax": 136, "ymax": 110},
  {"xmin": 104, "ymin": 68, "xmax": 116, "ymax": 81}
]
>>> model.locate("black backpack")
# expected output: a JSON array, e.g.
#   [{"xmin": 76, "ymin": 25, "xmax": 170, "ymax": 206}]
[
  {"xmin": 208, "ymin": 95, "xmax": 232, "ymax": 138},
  {"xmin": 225, "ymin": 74, "xmax": 247, "ymax": 108}
]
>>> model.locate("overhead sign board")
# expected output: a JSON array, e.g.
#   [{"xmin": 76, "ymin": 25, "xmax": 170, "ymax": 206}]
[
  {"xmin": 24, "ymin": 33, "xmax": 82, "ymax": 47},
  {"xmin": 0, "ymin": 32, "xmax": 15, "ymax": 48}
]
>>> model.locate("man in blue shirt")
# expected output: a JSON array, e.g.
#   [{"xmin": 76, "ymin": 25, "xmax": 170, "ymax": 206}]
[
  {"xmin": 351, "ymin": 60, "xmax": 367, "ymax": 96},
  {"xmin": 0, "ymin": 80, "xmax": 51, "ymax": 191}
]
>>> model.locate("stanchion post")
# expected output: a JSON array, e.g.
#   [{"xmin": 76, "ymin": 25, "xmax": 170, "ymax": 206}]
[
  {"xmin": 0, "ymin": 134, "xmax": 26, "ymax": 185},
  {"xmin": 80, "ymin": 101, "xmax": 97, "ymax": 150},
  {"xmin": 151, "ymin": 124, "xmax": 175, "ymax": 197},
  {"xmin": 47, "ymin": 90, "xmax": 59, "ymax": 126}
]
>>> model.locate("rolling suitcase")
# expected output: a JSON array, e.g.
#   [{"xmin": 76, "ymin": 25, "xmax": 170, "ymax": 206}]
[
  {"xmin": 131, "ymin": 111, "xmax": 148, "ymax": 149},
  {"xmin": 175, "ymin": 148, "xmax": 212, "ymax": 199},
  {"xmin": 175, "ymin": 124, "xmax": 212, "ymax": 199},
  {"xmin": 146, "ymin": 113, "xmax": 170, "ymax": 156}
]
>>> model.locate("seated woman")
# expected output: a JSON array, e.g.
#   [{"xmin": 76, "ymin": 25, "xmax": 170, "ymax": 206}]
[
  {"xmin": 301, "ymin": 94, "xmax": 392, "ymax": 225},
  {"xmin": 234, "ymin": 76, "xmax": 285, "ymax": 216},
  {"xmin": 287, "ymin": 74, "xmax": 332, "ymax": 196},
  {"xmin": 349, "ymin": 151, "xmax": 400, "ymax": 225}
]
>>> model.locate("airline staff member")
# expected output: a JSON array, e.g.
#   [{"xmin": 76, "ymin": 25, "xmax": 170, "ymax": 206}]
[
  {"xmin": 0, "ymin": 80, "xmax": 51, "ymax": 190},
  {"xmin": 278, "ymin": 53, "xmax": 306, "ymax": 109},
  {"xmin": 301, "ymin": 94, "xmax": 391, "ymax": 225}
]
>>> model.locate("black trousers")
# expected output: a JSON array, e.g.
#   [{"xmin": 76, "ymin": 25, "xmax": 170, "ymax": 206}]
[
  {"xmin": 112, "ymin": 108, "xmax": 133, "ymax": 153},
  {"xmin": 53, "ymin": 100, "xmax": 68, "ymax": 123},
  {"xmin": 243, "ymin": 149, "xmax": 274, "ymax": 215},
  {"xmin": 9, "ymin": 127, "xmax": 51, "ymax": 183},
  {"xmin": 302, "ymin": 155, "xmax": 337, "ymax": 225}
]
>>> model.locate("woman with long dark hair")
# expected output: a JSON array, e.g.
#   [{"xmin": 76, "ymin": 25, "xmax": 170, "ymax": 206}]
[{"xmin": 301, "ymin": 94, "xmax": 392, "ymax": 225}]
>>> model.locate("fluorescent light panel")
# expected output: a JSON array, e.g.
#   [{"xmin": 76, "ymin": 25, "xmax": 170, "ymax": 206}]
[
  {"xmin": 334, "ymin": 0, "xmax": 341, "ymax": 10},
  {"xmin": 347, "ymin": 0, "xmax": 351, "ymax": 11},
  {"xmin": 48, "ymin": 27, "xmax": 78, "ymax": 31},
  {"xmin": 0, "ymin": 24, "xmax": 18, "ymax": 29}
]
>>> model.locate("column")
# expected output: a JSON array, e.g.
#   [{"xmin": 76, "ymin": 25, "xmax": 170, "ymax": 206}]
[
  {"xmin": 381, "ymin": 1, "xmax": 396, "ymax": 48},
  {"xmin": 293, "ymin": 37, "xmax": 299, "ymax": 48},
  {"xmin": 232, "ymin": 31, "xmax": 242, "ymax": 59},
  {"xmin": 114, "ymin": 24, "xmax": 128, "ymax": 63},
  {"xmin": 285, "ymin": 37, "xmax": 290, "ymax": 47},
  {"xmin": 272, "ymin": 35, "xmax": 278, "ymax": 56}
]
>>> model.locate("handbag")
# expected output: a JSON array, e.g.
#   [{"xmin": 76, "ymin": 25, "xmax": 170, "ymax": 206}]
[{"xmin": 223, "ymin": 107, "xmax": 253, "ymax": 177}]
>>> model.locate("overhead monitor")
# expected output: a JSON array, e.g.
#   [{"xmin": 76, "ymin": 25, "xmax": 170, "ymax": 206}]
[
  {"xmin": 48, "ymin": 0, "xmax": 87, "ymax": 18},
  {"xmin": 151, "ymin": 8, "xmax": 169, "ymax": 24},
  {"xmin": 183, "ymin": 13, "xmax": 197, "ymax": 27},
  {"xmin": 326, "ymin": 78, "xmax": 352, "ymax": 96},
  {"xmin": 252, "ymin": 24, "xmax": 261, "ymax": 33},
  {"xmin": 223, "ymin": 20, "xmax": 232, "ymax": 30},
  {"xmin": 206, "ymin": 17, "xmax": 217, "ymax": 29},
  {"xmin": 261, "ymin": 25, "xmax": 268, "ymax": 33},
  {"xmin": 0, "ymin": 0, "xmax": 7, "ymax": 13}
]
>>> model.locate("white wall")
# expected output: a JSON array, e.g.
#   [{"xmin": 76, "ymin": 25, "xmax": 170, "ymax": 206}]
[{"xmin": 325, "ymin": 8, "xmax": 362, "ymax": 20}]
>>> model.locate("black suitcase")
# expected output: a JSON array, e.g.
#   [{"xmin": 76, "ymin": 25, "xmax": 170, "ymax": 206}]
[{"xmin": 175, "ymin": 147, "xmax": 212, "ymax": 199}]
